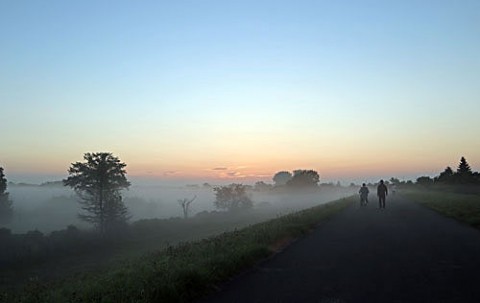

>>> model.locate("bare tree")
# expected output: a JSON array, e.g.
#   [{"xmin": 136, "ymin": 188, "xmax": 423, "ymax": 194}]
[{"xmin": 178, "ymin": 195, "xmax": 196, "ymax": 219}]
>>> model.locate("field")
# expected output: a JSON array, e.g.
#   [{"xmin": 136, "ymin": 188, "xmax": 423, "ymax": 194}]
[
  {"xmin": 403, "ymin": 189, "xmax": 480, "ymax": 228},
  {"xmin": 1, "ymin": 196, "xmax": 353, "ymax": 303}
]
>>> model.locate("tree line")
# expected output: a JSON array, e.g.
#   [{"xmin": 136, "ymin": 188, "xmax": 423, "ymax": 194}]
[
  {"xmin": 11, "ymin": 154, "xmax": 479, "ymax": 235},
  {"xmin": 416, "ymin": 157, "xmax": 480, "ymax": 186},
  {"xmin": 1, "ymin": 152, "xmax": 323, "ymax": 235},
  {"xmin": 213, "ymin": 169, "xmax": 321, "ymax": 212}
]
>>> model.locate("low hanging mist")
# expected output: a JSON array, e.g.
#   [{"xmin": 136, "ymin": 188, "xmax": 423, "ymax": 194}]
[{"xmin": 5, "ymin": 181, "xmax": 353, "ymax": 234}]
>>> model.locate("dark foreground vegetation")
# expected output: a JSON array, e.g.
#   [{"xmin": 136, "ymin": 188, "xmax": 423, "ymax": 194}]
[
  {"xmin": 0, "ymin": 196, "xmax": 352, "ymax": 303},
  {"xmin": 401, "ymin": 156, "xmax": 480, "ymax": 227},
  {"xmin": 413, "ymin": 157, "xmax": 480, "ymax": 192},
  {"xmin": 404, "ymin": 189, "xmax": 480, "ymax": 229}
]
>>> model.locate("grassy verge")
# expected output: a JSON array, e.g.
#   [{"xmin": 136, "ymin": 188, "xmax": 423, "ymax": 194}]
[
  {"xmin": 4, "ymin": 197, "xmax": 353, "ymax": 303},
  {"xmin": 403, "ymin": 189, "xmax": 480, "ymax": 228}
]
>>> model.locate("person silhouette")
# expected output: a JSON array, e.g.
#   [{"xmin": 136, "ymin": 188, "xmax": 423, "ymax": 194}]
[
  {"xmin": 359, "ymin": 183, "xmax": 369, "ymax": 206},
  {"xmin": 377, "ymin": 180, "xmax": 388, "ymax": 209}
]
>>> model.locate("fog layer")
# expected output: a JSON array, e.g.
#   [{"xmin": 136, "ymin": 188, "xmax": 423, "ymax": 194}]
[{"xmin": 6, "ymin": 184, "xmax": 353, "ymax": 233}]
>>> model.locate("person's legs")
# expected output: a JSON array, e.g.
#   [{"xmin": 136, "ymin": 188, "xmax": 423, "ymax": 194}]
[
  {"xmin": 361, "ymin": 195, "xmax": 368, "ymax": 206},
  {"xmin": 379, "ymin": 195, "xmax": 386, "ymax": 208}
]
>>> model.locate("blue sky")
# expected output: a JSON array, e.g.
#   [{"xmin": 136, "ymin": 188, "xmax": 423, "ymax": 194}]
[{"xmin": 1, "ymin": 1, "xmax": 479, "ymax": 184}]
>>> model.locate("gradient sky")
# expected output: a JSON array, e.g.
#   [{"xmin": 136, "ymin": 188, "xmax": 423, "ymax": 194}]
[{"xmin": 1, "ymin": 1, "xmax": 479, "ymax": 184}]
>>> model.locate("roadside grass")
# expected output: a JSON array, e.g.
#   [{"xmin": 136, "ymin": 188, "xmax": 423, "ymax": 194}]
[
  {"xmin": 403, "ymin": 189, "xmax": 480, "ymax": 228},
  {"xmin": 5, "ymin": 196, "xmax": 353, "ymax": 303}
]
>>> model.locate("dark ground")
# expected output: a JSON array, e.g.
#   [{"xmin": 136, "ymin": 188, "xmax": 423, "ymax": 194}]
[{"xmin": 199, "ymin": 194, "xmax": 480, "ymax": 303}]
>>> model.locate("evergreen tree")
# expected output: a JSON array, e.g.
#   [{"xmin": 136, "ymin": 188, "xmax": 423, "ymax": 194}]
[
  {"xmin": 456, "ymin": 156, "xmax": 474, "ymax": 184},
  {"xmin": 64, "ymin": 153, "xmax": 130, "ymax": 234},
  {"xmin": 0, "ymin": 167, "xmax": 13, "ymax": 224},
  {"xmin": 457, "ymin": 157, "xmax": 472, "ymax": 174}
]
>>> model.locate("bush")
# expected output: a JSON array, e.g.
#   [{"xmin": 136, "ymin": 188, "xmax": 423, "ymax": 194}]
[{"xmin": 213, "ymin": 184, "xmax": 253, "ymax": 211}]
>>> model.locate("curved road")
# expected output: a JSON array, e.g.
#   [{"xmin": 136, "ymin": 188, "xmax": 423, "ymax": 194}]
[{"xmin": 199, "ymin": 194, "xmax": 480, "ymax": 303}]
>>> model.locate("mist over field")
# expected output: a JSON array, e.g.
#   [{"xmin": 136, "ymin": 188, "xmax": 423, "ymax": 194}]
[{"xmin": 5, "ymin": 182, "xmax": 353, "ymax": 234}]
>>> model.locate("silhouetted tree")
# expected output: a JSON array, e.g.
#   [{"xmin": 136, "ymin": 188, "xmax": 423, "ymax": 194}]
[
  {"xmin": 64, "ymin": 152, "xmax": 130, "ymax": 234},
  {"xmin": 435, "ymin": 166, "xmax": 454, "ymax": 184},
  {"xmin": 273, "ymin": 171, "xmax": 292, "ymax": 186},
  {"xmin": 287, "ymin": 170, "xmax": 320, "ymax": 188},
  {"xmin": 456, "ymin": 156, "xmax": 474, "ymax": 184},
  {"xmin": 178, "ymin": 195, "xmax": 196, "ymax": 219},
  {"xmin": 416, "ymin": 176, "xmax": 433, "ymax": 186},
  {"xmin": 213, "ymin": 184, "xmax": 253, "ymax": 211},
  {"xmin": 457, "ymin": 157, "xmax": 472, "ymax": 174},
  {"xmin": 0, "ymin": 167, "xmax": 13, "ymax": 225},
  {"xmin": 389, "ymin": 177, "xmax": 401, "ymax": 185}
]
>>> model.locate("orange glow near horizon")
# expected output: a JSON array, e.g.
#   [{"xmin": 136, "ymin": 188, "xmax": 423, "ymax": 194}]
[{"xmin": 3, "ymin": 132, "xmax": 479, "ymax": 183}]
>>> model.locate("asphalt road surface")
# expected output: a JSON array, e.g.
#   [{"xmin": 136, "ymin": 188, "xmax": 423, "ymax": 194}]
[{"xmin": 199, "ymin": 194, "xmax": 480, "ymax": 303}]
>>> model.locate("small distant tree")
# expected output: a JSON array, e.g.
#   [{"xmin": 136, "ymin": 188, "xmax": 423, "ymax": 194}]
[
  {"xmin": 213, "ymin": 184, "xmax": 253, "ymax": 211},
  {"xmin": 178, "ymin": 195, "xmax": 196, "ymax": 219},
  {"xmin": 389, "ymin": 177, "xmax": 401, "ymax": 185},
  {"xmin": 0, "ymin": 167, "xmax": 13, "ymax": 224},
  {"xmin": 287, "ymin": 170, "xmax": 320, "ymax": 188},
  {"xmin": 64, "ymin": 152, "xmax": 131, "ymax": 234},
  {"xmin": 416, "ymin": 176, "xmax": 433, "ymax": 186},
  {"xmin": 273, "ymin": 171, "xmax": 292, "ymax": 186},
  {"xmin": 254, "ymin": 181, "xmax": 272, "ymax": 191}
]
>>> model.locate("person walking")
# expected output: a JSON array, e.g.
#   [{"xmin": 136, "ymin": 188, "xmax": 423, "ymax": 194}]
[
  {"xmin": 359, "ymin": 183, "xmax": 369, "ymax": 206},
  {"xmin": 377, "ymin": 180, "xmax": 388, "ymax": 209}
]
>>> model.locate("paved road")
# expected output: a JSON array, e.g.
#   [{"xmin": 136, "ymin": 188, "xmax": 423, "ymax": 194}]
[{"xmin": 199, "ymin": 194, "xmax": 480, "ymax": 303}]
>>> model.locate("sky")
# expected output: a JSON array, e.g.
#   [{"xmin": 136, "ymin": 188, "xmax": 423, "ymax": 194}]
[{"xmin": 1, "ymin": 0, "xmax": 479, "ymax": 185}]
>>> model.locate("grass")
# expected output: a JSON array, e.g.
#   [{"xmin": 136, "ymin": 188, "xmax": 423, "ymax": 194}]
[
  {"xmin": 3, "ymin": 196, "xmax": 353, "ymax": 303},
  {"xmin": 403, "ymin": 189, "xmax": 480, "ymax": 228}
]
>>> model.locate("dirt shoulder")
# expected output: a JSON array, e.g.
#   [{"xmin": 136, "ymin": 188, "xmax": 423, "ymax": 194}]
[{"xmin": 199, "ymin": 194, "xmax": 480, "ymax": 302}]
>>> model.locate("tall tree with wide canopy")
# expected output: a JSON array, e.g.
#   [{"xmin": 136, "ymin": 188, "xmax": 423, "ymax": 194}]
[
  {"xmin": 273, "ymin": 171, "xmax": 292, "ymax": 186},
  {"xmin": 287, "ymin": 170, "xmax": 320, "ymax": 188},
  {"xmin": 0, "ymin": 167, "xmax": 13, "ymax": 224},
  {"xmin": 64, "ymin": 152, "xmax": 130, "ymax": 234}
]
